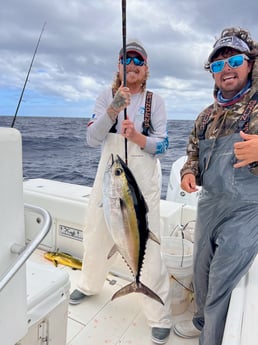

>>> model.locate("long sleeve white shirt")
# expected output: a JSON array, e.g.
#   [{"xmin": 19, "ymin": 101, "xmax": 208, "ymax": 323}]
[{"xmin": 86, "ymin": 88, "xmax": 169, "ymax": 156}]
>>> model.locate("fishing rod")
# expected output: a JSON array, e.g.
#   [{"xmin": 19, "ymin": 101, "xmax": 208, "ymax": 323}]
[
  {"xmin": 11, "ymin": 21, "xmax": 46, "ymax": 128},
  {"xmin": 121, "ymin": 0, "xmax": 128, "ymax": 165}
]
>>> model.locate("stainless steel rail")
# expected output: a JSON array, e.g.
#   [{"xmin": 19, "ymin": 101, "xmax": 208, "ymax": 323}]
[{"xmin": 0, "ymin": 203, "xmax": 52, "ymax": 292}]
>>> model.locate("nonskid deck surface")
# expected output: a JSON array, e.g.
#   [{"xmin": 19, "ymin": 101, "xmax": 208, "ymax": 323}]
[{"xmin": 30, "ymin": 249, "xmax": 198, "ymax": 345}]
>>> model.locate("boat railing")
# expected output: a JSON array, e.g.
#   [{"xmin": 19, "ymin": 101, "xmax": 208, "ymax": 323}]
[{"xmin": 0, "ymin": 203, "xmax": 52, "ymax": 292}]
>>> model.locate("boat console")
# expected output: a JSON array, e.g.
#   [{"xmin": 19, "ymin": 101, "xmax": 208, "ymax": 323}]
[{"xmin": 0, "ymin": 128, "xmax": 70, "ymax": 345}]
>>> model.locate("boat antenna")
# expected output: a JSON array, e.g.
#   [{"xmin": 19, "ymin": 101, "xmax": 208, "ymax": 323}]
[
  {"xmin": 11, "ymin": 21, "xmax": 46, "ymax": 128},
  {"xmin": 121, "ymin": 0, "xmax": 128, "ymax": 165}
]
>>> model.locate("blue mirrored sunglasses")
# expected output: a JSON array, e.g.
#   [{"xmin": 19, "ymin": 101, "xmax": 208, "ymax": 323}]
[
  {"xmin": 120, "ymin": 56, "xmax": 145, "ymax": 66},
  {"xmin": 210, "ymin": 54, "xmax": 249, "ymax": 73}
]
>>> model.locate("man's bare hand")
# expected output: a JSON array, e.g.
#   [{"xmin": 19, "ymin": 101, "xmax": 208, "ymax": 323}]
[
  {"xmin": 234, "ymin": 131, "xmax": 258, "ymax": 168},
  {"xmin": 181, "ymin": 173, "xmax": 198, "ymax": 193}
]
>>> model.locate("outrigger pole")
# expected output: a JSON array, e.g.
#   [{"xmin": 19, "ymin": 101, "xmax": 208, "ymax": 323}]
[
  {"xmin": 11, "ymin": 22, "xmax": 46, "ymax": 128},
  {"xmin": 121, "ymin": 0, "xmax": 128, "ymax": 165}
]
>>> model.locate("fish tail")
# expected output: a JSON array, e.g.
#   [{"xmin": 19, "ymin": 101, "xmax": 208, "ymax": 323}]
[{"xmin": 111, "ymin": 281, "xmax": 164, "ymax": 305}]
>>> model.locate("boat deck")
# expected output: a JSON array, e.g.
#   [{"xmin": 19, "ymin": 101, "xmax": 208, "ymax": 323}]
[{"xmin": 31, "ymin": 249, "xmax": 198, "ymax": 345}]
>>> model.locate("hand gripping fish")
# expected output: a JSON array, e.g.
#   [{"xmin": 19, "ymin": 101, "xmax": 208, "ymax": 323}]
[{"xmin": 103, "ymin": 154, "xmax": 164, "ymax": 305}]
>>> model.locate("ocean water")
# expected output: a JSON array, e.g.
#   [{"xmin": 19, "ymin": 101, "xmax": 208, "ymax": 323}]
[{"xmin": 1, "ymin": 116, "xmax": 194, "ymax": 199}]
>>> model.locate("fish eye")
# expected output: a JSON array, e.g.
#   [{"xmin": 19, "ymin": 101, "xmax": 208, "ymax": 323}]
[{"xmin": 115, "ymin": 168, "xmax": 123, "ymax": 176}]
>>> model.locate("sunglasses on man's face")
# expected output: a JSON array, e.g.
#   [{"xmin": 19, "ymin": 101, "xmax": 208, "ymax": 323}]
[
  {"xmin": 120, "ymin": 56, "xmax": 145, "ymax": 66},
  {"xmin": 210, "ymin": 54, "xmax": 249, "ymax": 74}
]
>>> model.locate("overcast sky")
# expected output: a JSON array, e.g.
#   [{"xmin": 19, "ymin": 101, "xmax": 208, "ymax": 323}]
[{"xmin": 0, "ymin": 0, "xmax": 257, "ymax": 120}]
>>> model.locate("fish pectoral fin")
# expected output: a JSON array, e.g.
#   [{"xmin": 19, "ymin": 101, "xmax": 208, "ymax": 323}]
[
  {"xmin": 62, "ymin": 252, "xmax": 73, "ymax": 257},
  {"xmin": 119, "ymin": 198, "xmax": 127, "ymax": 213},
  {"xmin": 119, "ymin": 198, "xmax": 132, "ymax": 229},
  {"xmin": 107, "ymin": 244, "xmax": 119, "ymax": 259},
  {"xmin": 148, "ymin": 230, "xmax": 160, "ymax": 245}
]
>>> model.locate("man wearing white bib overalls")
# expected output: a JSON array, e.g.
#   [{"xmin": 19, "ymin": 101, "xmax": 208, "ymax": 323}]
[{"xmin": 70, "ymin": 40, "xmax": 172, "ymax": 345}]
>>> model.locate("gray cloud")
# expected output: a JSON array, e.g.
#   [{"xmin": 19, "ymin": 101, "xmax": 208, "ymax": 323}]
[{"xmin": 0, "ymin": 0, "xmax": 257, "ymax": 119}]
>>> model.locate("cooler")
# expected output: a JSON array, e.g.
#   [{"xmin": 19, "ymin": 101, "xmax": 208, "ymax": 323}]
[{"xmin": 17, "ymin": 260, "xmax": 70, "ymax": 345}]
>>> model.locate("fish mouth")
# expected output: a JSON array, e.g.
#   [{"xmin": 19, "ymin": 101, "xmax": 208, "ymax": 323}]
[
  {"xmin": 106, "ymin": 153, "xmax": 115, "ymax": 170},
  {"xmin": 108, "ymin": 154, "xmax": 124, "ymax": 168}
]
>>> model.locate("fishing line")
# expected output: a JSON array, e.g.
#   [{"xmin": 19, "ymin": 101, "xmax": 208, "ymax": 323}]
[
  {"xmin": 11, "ymin": 21, "xmax": 46, "ymax": 128},
  {"xmin": 121, "ymin": 0, "xmax": 128, "ymax": 165}
]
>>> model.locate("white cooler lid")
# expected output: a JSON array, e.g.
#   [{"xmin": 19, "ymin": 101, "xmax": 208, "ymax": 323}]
[{"xmin": 26, "ymin": 261, "xmax": 70, "ymax": 324}]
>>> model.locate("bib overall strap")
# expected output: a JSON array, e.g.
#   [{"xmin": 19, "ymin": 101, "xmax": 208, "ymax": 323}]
[
  {"xmin": 109, "ymin": 88, "xmax": 118, "ymax": 133},
  {"xmin": 236, "ymin": 91, "xmax": 258, "ymax": 132},
  {"xmin": 142, "ymin": 90, "xmax": 153, "ymax": 136}
]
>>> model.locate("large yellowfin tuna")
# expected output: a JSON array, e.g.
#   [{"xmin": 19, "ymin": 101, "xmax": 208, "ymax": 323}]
[{"xmin": 103, "ymin": 154, "xmax": 164, "ymax": 305}]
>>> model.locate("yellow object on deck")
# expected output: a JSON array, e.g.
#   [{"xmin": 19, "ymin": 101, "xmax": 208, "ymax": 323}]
[{"xmin": 44, "ymin": 250, "xmax": 82, "ymax": 270}]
